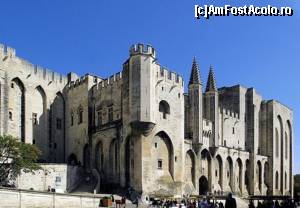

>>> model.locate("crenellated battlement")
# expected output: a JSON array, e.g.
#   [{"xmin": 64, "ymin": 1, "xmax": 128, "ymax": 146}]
[
  {"xmin": 0, "ymin": 43, "xmax": 16, "ymax": 58},
  {"xmin": 94, "ymin": 72, "xmax": 122, "ymax": 91},
  {"xmin": 129, "ymin": 43, "xmax": 156, "ymax": 58},
  {"xmin": 219, "ymin": 107, "xmax": 240, "ymax": 119},
  {"xmin": 1, "ymin": 43, "xmax": 67, "ymax": 85},
  {"xmin": 158, "ymin": 66, "xmax": 184, "ymax": 86},
  {"xmin": 67, "ymin": 74, "xmax": 92, "ymax": 89}
]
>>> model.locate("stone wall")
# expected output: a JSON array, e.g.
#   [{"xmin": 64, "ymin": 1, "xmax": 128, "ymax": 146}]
[
  {"xmin": 16, "ymin": 164, "xmax": 82, "ymax": 193},
  {"xmin": 0, "ymin": 188, "xmax": 100, "ymax": 208}
]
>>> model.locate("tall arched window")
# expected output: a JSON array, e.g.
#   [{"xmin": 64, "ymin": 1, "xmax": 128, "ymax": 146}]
[
  {"xmin": 275, "ymin": 128, "xmax": 279, "ymax": 157},
  {"xmin": 285, "ymin": 132, "xmax": 288, "ymax": 159},
  {"xmin": 159, "ymin": 100, "xmax": 170, "ymax": 119},
  {"xmin": 275, "ymin": 171, "xmax": 279, "ymax": 189},
  {"xmin": 70, "ymin": 111, "xmax": 74, "ymax": 126},
  {"xmin": 78, "ymin": 106, "xmax": 83, "ymax": 124}
]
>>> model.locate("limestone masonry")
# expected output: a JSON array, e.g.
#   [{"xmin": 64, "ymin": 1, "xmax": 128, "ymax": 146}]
[{"xmin": 0, "ymin": 43, "xmax": 293, "ymax": 197}]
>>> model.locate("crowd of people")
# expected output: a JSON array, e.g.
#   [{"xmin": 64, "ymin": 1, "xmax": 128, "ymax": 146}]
[
  {"xmin": 146, "ymin": 193, "xmax": 299, "ymax": 208},
  {"xmin": 248, "ymin": 200, "xmax": 299, "ymax": 208}
]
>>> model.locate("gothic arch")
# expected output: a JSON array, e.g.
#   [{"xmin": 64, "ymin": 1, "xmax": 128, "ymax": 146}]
[
  {"xmin": 275, "ymin": 128, "xmax": 279, "ymax": 157},
  {"xmin": 235, "ymin": 158, "xmax": 243, "ymax": 194},
  {"xmin": 10, "ymin": 77, "xmax": 25, "ymax": 141},
  {"xmin": 152, "ymin": 131, "xmax": 174, "ymax": 179},
  {"xmin": 286, "ymin": 120, "xmax": 292, "ymax": 192},
  {"xmin": 185, "ymin": 150, "xmax": 196, "ymax": 187},
  {"xmin": 256, "ymin": 160, "xmax": 262, "ymax": 193},
  {"xmin": 200, "ymin": 149, "xmax": 212, "ymax": 191},
  {"xmin": 277, "ymin": 115, "xmax": 284, "ymax": 193},
  {"xmin": 32, "ymin": 85, "xmax": 47, "ymax": 158},
  {"xmin": 226, "ymin": 156, "xmax": 233, "ymax": 191},
  {"xmin": 215, "ymin": 155, "xmax": 223, "ymax": 189}
]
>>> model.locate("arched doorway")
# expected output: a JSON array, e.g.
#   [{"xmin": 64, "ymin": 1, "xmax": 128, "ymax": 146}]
[
  {"xmin": 200, "ymin": 150, "xmax": 211, "ymax": 177},
  {"xmin": 199, "ymin": 176, "xmax": 209, "ymax": 195},
  {"xmin": 67, "ymin": 153, "xmax": 78, "ymax": 165}
]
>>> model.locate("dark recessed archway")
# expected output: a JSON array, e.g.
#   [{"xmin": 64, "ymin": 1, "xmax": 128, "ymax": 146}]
[{"xmin": 199, "ymin": 176, "xmax": 209, "ymax": 195}]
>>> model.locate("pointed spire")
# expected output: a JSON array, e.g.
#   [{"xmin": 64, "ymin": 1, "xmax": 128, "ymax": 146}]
[
  {"xmin": 205, "ymin": 65, "xmax": 217, "ymax": 92},
  {"xmin": 189, "ymin": 57, "xmax": 201, "ymax": 85}
]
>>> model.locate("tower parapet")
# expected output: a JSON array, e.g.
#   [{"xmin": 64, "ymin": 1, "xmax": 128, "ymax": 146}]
[
  {"xmin": 94, "ymin": 72, "xmax": 122, "ymax": 90},
  {"xmin": 158, "ymin": 66, "xmax": 184, "ymax": 86},
  {"xmin": 219, "ymin": 107, "xmax": 240, "ymax": 119},
  {"xmin": 129, "ymin": 43, "xmax": 156, "ymax": 58}
]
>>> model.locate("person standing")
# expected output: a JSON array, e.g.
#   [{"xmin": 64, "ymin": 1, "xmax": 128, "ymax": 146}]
[{"xmin": 225, "ymin": 193, "xmax": 236, "ymax": 208}]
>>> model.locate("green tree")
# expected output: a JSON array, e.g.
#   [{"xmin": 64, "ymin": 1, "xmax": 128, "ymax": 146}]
[{"xmin": 0, "ymin": 135, "xmax": 41, "ymax": 186}]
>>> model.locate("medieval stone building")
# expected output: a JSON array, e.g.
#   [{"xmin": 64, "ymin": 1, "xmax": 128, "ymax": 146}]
[{"xmin": 0, "ymin": 43, "xmax": 293, "ymax": 197}]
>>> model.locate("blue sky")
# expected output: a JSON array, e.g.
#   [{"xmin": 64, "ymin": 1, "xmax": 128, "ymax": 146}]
[{"xmin": 0, "ymin": 0, "xmax": 299, "ymax": 173}]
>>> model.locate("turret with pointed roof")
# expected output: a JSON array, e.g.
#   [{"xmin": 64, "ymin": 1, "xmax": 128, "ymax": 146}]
[
  {"xmin": 205, "ymin": 65, "xmax": 217, "ymax": 92},
  {"xmin": 188, "ymin": 57, "xmax": 203, "ymax": 144},
  {"xmin": 189, "ymin": 57, "xmax": 201, "ymax": 85},
  {"xmin": 203, "ymin": 65, "xmax": 219, "ymax": 146}
]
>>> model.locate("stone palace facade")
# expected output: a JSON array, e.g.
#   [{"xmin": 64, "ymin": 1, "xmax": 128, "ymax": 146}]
[{"xmin": 0, "ymin": 43, "xmax": 293, "ymax": 197}]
